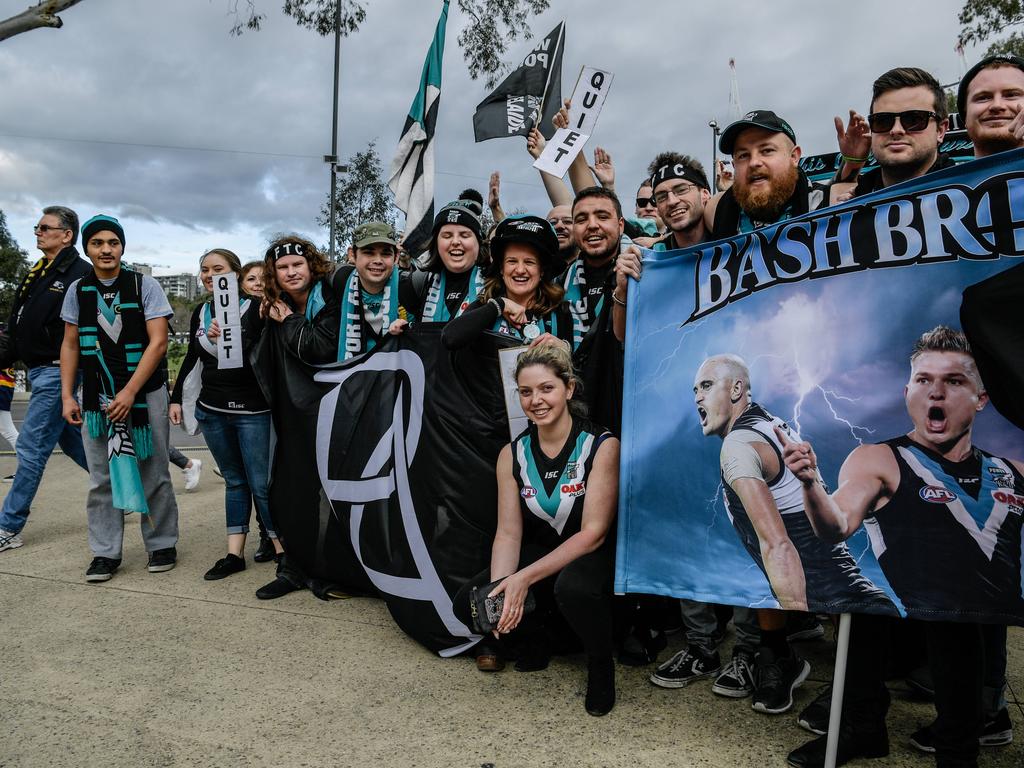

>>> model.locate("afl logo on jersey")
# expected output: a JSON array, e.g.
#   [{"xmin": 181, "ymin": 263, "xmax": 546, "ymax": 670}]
[
  {"xmin": 919, "ymin": 486, "xmax": 957, "ymax": 504},
  {"xmin": 521, "ymin": 486, "xmax": 537, "ymax": 499}
]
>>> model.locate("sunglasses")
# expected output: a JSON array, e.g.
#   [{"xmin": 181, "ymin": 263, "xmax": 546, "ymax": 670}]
[
  {"xmin": 867, "ymin": 110, "xmax": 939, "ymax": 133},
  {"xmin": 635, "ymin": 196, "xmax": 656, "ymax": 209},
  {"xmin": 33, "ymin": 224, "xmax": 68, "ymax": 233}
]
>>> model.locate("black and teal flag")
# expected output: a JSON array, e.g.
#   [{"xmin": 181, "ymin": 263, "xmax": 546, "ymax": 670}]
[
  {"xmin": 472, "ymin": 21, "xmax": 565, "ymax": 143},
  {"xmin": 388, "ymin": 0, "xmax": 449, "ymax": 256}
]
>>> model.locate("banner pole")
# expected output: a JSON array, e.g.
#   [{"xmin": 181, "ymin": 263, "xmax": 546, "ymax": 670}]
[{"xmin": 824, "ymin": 613, "xmax": 852, "ymax": 768}]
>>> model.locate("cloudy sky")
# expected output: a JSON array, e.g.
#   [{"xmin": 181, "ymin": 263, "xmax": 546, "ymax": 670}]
[{"xmin": 0, "ymin": 0, "xmax": 978, "ymax": 274}]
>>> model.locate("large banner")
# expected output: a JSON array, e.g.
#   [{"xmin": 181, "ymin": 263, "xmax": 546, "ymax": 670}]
[
  {"xmin": 265, "ymin": 327, "xmax": 508, "ymax": 655},
  {"xmin": 617, "ymin": 150, "xmax": 1024, "ymax": 625}
]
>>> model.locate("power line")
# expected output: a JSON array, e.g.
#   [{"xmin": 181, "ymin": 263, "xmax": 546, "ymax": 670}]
[{"xmin": 0, "ymin": 130, "xmax": 548, "ymax": 189}]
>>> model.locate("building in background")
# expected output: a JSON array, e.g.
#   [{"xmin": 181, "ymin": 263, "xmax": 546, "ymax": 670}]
[{"xmin": 155, "ymin": 273, "xmax": 199, "ymax": 301}]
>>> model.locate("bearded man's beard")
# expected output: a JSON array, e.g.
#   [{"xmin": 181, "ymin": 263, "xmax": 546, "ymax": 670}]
[{"xmin": 734, "ymin": 164, "xmax": 799, "ymax": 222}]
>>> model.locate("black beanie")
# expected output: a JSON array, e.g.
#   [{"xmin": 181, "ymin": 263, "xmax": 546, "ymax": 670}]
[{"xmin": 81, "ymin": 214, "xmax": 126, "ymax": 252}]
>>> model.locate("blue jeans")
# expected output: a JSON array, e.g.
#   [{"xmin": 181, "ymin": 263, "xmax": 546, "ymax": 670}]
[
  {"xmin": 195, "ymin": 405, "xmax": 274, "ymax": 537},
  {"xmin": 0, "ymin": 366, "xmax": 88, "ymax": 534}
]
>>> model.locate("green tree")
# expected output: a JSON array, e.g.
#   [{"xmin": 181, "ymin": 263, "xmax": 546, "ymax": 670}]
[
  {"xmin": 318, "ymin": 140, "xmax": 398, "ymax": 253},
  {"xmin": 959, "ymin": 0, "xmax": 1024, "ymax": 57},
  {"xmin": 0, "ymin": 210, "xmax": 30, "ymax": 322},
  {"xmin": 233, "ymin": 0, "xmax": 549, "ymax": 89}
]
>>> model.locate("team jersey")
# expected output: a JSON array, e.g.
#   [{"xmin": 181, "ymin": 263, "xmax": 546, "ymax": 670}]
[
  {"xmin": 721, "ymin": 403, "xmax": 897, "ymax": 613},
  {"xmin": 511, "ymin": 417, "xmax": 612, "ymax": 552},
  {"xmin": 865, "ymin": 435, "xmax": 1024, "ymax": 622}
]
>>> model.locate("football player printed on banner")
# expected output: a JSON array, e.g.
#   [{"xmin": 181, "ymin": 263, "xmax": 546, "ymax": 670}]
[
  {"xmin": 777, "ymin": 325, "xmax": 1024, "ymax": 622},
  {"xmin": 693, "ymin": 353, "xmax": 898, "ymax": 615}
]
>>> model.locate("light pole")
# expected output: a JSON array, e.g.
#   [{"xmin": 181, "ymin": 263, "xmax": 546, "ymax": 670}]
[
  {"xmin": 327, "ymin": 0, "xmax": 343, "ymax": 261},
  {"xmin": 708, "ymin": 119, "xmax": 721, "ymax": 193}
]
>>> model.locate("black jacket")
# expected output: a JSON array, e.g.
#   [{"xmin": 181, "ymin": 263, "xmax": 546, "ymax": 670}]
[{"xmin": 7, "ymin": 246, "xmax": 92, "ymax": 367}]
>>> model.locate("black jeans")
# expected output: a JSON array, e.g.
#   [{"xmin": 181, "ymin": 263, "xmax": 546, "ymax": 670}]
[
  {"xmin": 842, "ymin": 614, "xmax": 983, "ymax": 768},
  {"xmin": 454, "ymin": 535, "xmax": 616, "ymax": 659}
]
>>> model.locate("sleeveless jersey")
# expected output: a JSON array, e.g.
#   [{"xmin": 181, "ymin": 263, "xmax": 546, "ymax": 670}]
[
  {"xmin": 512, "ymin": 417, "xmax": 611, "ymax": 552},
  {"xmin": 722, "ymin": 403, "xmax": 897, "ymax": 613},
  {"xmin": 865, "ymin": 435, "xmax": 1024, "ymax": 622}
]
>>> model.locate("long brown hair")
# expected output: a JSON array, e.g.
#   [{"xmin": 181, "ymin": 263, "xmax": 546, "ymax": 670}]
[{"xmin": 261, "ymin": 235, "xmax": 333, "ymax": 305}]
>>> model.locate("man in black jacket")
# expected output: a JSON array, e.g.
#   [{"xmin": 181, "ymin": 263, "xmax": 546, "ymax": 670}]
[{"xmin": 0, "ymin": 206, "xmax": 91, "ymax": 552}]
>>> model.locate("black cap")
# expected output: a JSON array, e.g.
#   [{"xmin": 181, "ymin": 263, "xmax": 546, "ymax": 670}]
[
  {"xmin": 719, "ymin": 110, "xmax": 797, "ymax": 154},
  {"xmin": 957, "ymin": 53, "xmax": 1024, "ymax": 119},
  {"xmin": 487, "ymin": 215, "xmax": 561, "ymax": 280}
]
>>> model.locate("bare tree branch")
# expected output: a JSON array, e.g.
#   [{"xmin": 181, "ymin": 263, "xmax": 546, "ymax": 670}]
[{"xmin": 0, "ymin": 0, "xmax": 86, "ymax": 44}]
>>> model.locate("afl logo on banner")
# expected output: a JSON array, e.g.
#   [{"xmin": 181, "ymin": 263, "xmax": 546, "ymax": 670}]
[
  {"xmin": 521, "ymin": 486, "xmax": 537, "ymax": 498},
  {"xmin": 920, "ymin": 486, "xmax": 957, "ymax": 504}
]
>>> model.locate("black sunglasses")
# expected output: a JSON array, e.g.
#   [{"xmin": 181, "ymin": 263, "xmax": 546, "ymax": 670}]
[
  {"xmin": 33, "ymin": 224, "xmax": 68, "ymax": 233},
  {"xmin": 867, "ymin": 110, "xmax": 939, "ymax": 133},
  {"xmin": 635, "ymin": 196, "xmax": 655, "ymax": 209}
]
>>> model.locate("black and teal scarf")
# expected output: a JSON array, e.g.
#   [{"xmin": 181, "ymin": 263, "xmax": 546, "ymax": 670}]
[
  {"xmin": 562, "ymin": 259, "xmax": 605, "ymax": 351},
  {"xmin": 338, "ymin": 268, "xmax": 402, "ymax": 360},
  {"xmin": 420, "ymin": 266, "xmax": 484, "ymax": 323},
  {"xmin": 491, "ymin": 307, "xmax": 559, "ymax": 342},
  {"xmin": 77, "ymin": 269, "xmax": 152, "ymax": 514}
]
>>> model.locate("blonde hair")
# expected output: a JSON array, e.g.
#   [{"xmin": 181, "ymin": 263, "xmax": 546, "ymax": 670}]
[{"xmin": 515, "ymin": 342, "xmax": 586, "ymax": 417}]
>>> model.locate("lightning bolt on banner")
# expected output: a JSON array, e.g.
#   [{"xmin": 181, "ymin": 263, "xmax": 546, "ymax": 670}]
[
  {"xmin": 618, "ymin": 149, "xmax": 1024, "ymax": 625},
  {"xmin": 388, "ymin": 0, "xmax": 449, "ymax": 257}
]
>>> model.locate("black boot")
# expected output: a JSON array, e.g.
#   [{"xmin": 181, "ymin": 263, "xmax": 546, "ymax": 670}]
[
  {"xmin": 253, "ymin": 535, "xmax": 275, "ymax": 563},
  {"xmin": 585, "ymin": 656, "xmax": 615, "ymax": 716},
  {"xmin": 255, "ymin": 556, "xmax": 305, "ymax": 600}
]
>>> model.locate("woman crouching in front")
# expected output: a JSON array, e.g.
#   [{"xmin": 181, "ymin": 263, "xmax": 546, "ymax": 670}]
[{"xmin": 454, "ymin": 341, "xmax": 619, "ymax": 716}]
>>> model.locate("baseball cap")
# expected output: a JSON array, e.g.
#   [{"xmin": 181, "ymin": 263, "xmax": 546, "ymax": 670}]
[
  {"xmin": 719, "ymin": 110, "xmax": 797, "ymax": 154},
  {"xmin": 353, "ymin": 221, "xmax": 399, "ymax": 249},
  {"xmin": 957, "ymin": 53, "xmax": 1024, "ymax": 118}
]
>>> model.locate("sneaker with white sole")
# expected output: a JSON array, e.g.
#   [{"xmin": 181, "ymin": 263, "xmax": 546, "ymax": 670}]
[
  {"xmin": 0, "ymin": 527, "xmax": 23, "ymax": 552},
  {"xmin": 182, "ymin": 458, "xmax": 202, "ymax": 491},
  {"xmin": 86, "ymin": 556, "xmax": 121, "ymax": 582},
  {"xmin": 910, "ymin": 708, "xmax": 1013, "ymax": 753},
  {"xmin": 751, "ymin": 648, "xmax": 810, "ymax": 714},
  {"xmin": 712, "ymin": 647, "xmax": 756, "ymax": 698},
  {"xmin": 650, "ymin": 645, "xmax": 721, "ymax": 689}
]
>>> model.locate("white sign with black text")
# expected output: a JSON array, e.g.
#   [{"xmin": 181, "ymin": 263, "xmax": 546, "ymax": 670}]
[
  {"xmin": 532, "ymin": 66, "xmax": 614, "ymax": 178},
  {"xmin": 212, "ymin": 272, "xmax": 243, "ymax": 369}
]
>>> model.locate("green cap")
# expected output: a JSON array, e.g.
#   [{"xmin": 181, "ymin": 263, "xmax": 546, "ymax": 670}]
[{"xmin": 353, "ymin": 221, "xmax": 399, "ymax": 249}]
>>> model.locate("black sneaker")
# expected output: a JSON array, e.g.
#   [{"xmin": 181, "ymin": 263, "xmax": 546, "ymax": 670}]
[
  {"xmin": 910, "ymin": 709, "xmax": 1013, "ymax": 753},
  {"xmin": 712, "ymin": 647, "xmax": 755, "ymax": 698},
  {"xmin": 203, "ymin": 553, "xmax": 245, "ymax": 581},
  {"xmin": 649, "ymin": 645, "xmax": 721, "ymax": 689},
  {"xmin": 86, "ymin": 556, "xmax": 121, "ymax": 582},
  {"xmin": 797, "ymin": 684, "xmax": 832, "ymax": 735},
  {"xmin": 147, "ymin": 546, "xmax": 177, "ymax": 573},
  {"xmin": 751, "ymin": 648, "xmax": 810, "ymax": 714},
  {"xmin": 787, "ymin": 724, "xmax": 889, "ymax": 767},
  {"xmin": 585, "ymin": 656, "xmax": 615, "ymax": 716},
  {"xmin": 787, "ymin": 613, "xmax": 826, "ymax": 642}
]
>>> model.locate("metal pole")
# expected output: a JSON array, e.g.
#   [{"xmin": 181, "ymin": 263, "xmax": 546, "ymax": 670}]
[
  {"xmin": 328, "ymin": 0, "xmax": 343, "ymax": 260},
  {"xmin": 824, "ymin": 613, "xmax": 852, "ymax": 768},
  {"xmin": 709, "ymin": 120, "xmax": 720, "ymax": 194}
]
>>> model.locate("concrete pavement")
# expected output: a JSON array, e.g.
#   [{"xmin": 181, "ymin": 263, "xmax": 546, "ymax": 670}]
[{"xmin": 1, "ymin": 452, "xmax": 1022, "ymax": 768}]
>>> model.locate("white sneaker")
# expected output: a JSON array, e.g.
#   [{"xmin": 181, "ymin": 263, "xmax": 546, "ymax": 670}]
[
  {"xmin": 0, "ymin": 527, "xmax": 23, "ymax": 552},
  {"xmin": 183, "ymin": 458, "xmax": 202, "ymax": 491}
]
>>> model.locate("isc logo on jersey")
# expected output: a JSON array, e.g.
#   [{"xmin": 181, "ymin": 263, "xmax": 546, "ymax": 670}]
[
  {"xmin": 521, "ymin": 486, "xmax": 537, "ymax": 499},
  {"xmin": 561, "ymin": 481, "xmax": 585, "ymax": 497},
  {"xmin": 993, "ymin": 490, "xmax": 1024, "ymax": 515},
  {"xmin": 919, "ymin": 486, "xmax": 958, "ymax": 504}
]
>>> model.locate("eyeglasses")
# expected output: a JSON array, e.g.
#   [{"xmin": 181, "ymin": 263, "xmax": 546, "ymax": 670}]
[
  {"xmin": 866, "ymin": 110, "xmax": 939, "ymax": 133},
  {"xmin": 654, "ymin": 183, "xmax": 698, "ymax": 205},
  {"xmin": 635, "ymin": 196, "xmax": 656, "ymax": 209},
  {"xmin": 33, "ymin": 224, "xmax": 68, "ymax": 233}
]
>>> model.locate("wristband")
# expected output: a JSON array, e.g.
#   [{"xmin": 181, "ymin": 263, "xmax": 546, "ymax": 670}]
[
  {"xmin": 841, "ymin": 154, "xmax": 868, "ymax": 164},
  {"xmin": 612, "ymin": 291, "xmax": 627, "ymax": 307},
  {"xmin": 487, "ymin": 297, "xmax": 504, "ymax": 314}
]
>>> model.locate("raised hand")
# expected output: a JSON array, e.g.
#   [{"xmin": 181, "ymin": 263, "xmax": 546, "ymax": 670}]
[
  {"xmin": 526, "ymin": 127, "xmax": 545, "ymax": 160},
  {"xmin": 488, "ymin": 171, "xmax": 501, "ymax": 209},
  {"xmin": 835, "ymin": 109, "xmax": 870, "ymax": 160},
  {"xmin": 774, "ymin": 424, "xmax": 819, "ymax": 486},
  {"xmin": 592, "ymin": 147, "xmax": 615, "ymax": 188}
]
